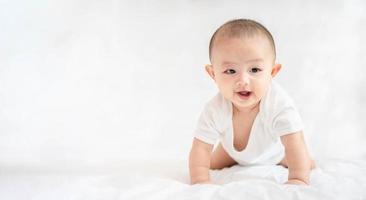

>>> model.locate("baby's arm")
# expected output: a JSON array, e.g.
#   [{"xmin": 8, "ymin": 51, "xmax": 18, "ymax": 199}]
[
  {"xmin": 280, "ymin": 131, "xmax": 312, "ymax": 185},
  {"xmin": 189, "ymin": 138, "xmax": 214, "ymax": 184}
]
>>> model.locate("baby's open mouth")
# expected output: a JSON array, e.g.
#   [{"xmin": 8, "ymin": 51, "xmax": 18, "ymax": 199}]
[
  {"xmin": 238, "ymin": 91, "xmax": 251, "ymax": 96},
  {"xmin": 237, "ymin": 91, "xmax": 252, "ymax": 99}
]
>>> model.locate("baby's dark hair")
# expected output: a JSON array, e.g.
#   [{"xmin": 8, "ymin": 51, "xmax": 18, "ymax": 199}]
[{"xmin": 209, "ymin": 19, "xmax": 276, "ymax": 62}]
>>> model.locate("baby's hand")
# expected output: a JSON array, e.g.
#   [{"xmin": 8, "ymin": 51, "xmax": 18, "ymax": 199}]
[
  {"xmin": 194, "ymin": 180, "xmax": 214, "ymax": 185},
  {"xmin": 285, "ymin": 179, "xmax": 308, "ymax": 185}
]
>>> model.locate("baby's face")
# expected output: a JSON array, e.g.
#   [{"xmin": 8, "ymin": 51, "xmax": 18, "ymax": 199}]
[{"xmin": 208, "ymin": 35, "xmax": 280, "ymax": 111}]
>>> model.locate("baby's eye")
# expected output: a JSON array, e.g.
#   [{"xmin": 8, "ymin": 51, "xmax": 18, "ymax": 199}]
[
  {"xmin": 224, "ymin": 69, "xmax": 236, "ymax": 74},
  {"xmin": 249, "ymin": 67, "xmax": 262, "ymax": 73}
]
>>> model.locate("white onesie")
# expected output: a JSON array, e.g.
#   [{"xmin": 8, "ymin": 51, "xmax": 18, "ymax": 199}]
[{"xmin": 193, "ymin": 80, "xmax": 304, "ymax": 166}]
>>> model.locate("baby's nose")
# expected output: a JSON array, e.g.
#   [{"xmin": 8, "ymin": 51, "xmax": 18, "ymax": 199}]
[{"xmin": 236, "ymin": 73, "xmax": 250, "ymax": 87}]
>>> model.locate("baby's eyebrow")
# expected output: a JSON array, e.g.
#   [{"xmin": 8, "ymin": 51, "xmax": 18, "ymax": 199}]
[
  {"xmin": 220, "ymin": 59, "xmax": 264, "ymax": 66},
  {"xmin": 245, "ymin": 58, "xmax": 264, "ymax": 63},
  {"xmin": 221, "ymin": 61, "xmax": 238, "ymax": 66}
]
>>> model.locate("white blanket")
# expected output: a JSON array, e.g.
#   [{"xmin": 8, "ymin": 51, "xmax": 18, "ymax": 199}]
[{"xmin": 1, "ymin": 158, "xmax": 365, "ymax": 200}]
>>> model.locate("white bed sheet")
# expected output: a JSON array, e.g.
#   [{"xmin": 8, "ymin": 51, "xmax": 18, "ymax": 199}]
[{"xmin": 0, "ymin": 158, "xmax": 365, "ymax": 200}]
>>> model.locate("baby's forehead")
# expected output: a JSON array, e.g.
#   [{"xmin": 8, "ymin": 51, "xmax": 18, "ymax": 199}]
[
  {"xmin": 211, "ymin": 34, "xmax": 275, "ymax": 62},
  {"xmin": 214, "ymin": 28, "xmax": 272, "ymax": 48},
  {"xmin": 214, "ymin": 32, "xmax": 269, "ymax": 46}
]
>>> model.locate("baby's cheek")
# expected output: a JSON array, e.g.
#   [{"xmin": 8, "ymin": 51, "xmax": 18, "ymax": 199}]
[
  {"xmin": 253, "ymin": 82, "xmax": 268, "ymax": 97},
  {"xmin": 216, "ymin": 80, "xmax": 230, "ymax": 89},
  {"xmin": 217, "ymin": 84, "xmax": 233, "ymax": 99}
]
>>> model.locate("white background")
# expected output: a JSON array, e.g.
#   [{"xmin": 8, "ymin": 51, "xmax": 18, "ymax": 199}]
[{"xmin": 0, "ymin": 0, "xmax": 365, "ymax": 170}]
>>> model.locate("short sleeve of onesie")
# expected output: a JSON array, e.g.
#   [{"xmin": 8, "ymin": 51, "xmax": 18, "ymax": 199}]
[
  {"xmin": 193, "ymin": 99, "xmax": 222, "ymax": 145},
  {"xmin": 269, "ymin": 82, "xmax": 304, "ymax": 137},
  {"xmin": 271, "ymin": 106, "xmax": 304, "ymax": 137}
]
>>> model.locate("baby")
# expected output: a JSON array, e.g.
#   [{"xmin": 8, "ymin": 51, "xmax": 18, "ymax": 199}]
[{"xmin": 189, "ymin": 19, "xmax": 315, "ymax": 185}]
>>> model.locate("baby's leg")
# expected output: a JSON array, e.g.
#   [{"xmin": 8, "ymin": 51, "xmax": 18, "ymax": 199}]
[
  {"xmin": 210, "ymin": 143, "xmax": 238, "ymax": 170},
  {"xmin": 278, "ymin": 157, "xmax": 316, "ymax": 169}
]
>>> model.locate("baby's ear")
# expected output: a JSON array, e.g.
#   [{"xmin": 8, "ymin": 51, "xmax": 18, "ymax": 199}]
[
  {"xmin": 271, "ymin": 63, "xmax": 282, "ymax": 77},
  {"xmin": 205, "ymin": 64, "xmax": 216, "ymax": 81}
]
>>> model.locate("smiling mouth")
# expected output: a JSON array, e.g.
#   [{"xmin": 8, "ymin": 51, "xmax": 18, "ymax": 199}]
[{"xmin": 237, "ymin": 91, "xmax": 252, "ymax": 98}]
